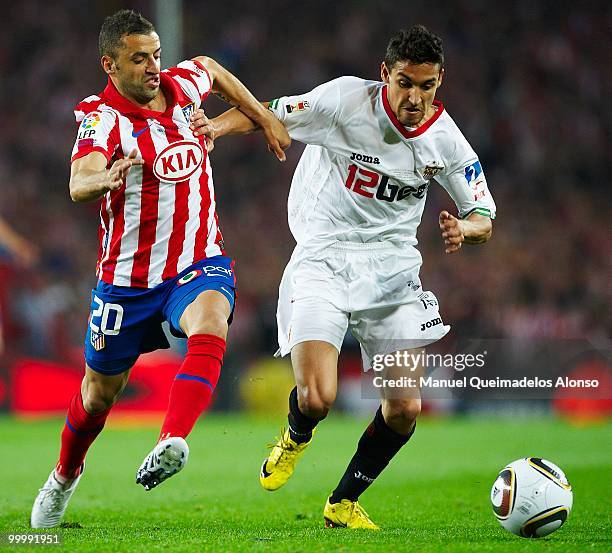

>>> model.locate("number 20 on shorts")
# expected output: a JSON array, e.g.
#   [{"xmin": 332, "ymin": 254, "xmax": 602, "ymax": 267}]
[{"xmin": 90, "ymin": 296, "xmax": 124, "ymax": 335}]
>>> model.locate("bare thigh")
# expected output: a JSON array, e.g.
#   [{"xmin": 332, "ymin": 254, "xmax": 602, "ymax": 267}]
[{"xmin": 179, "ymin": 290, "xmax": 231, "ymax": 339}]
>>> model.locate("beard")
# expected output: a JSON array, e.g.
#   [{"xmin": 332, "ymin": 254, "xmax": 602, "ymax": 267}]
[
  {"xmin": 116, "ymin": 67, "xmax": 159, "ymax": 104},
  {"xmin": 127, "ymin": 81, "xmax": 158, "ymax": 104},
  {"xmin": 395, "ymin": 103, "xmax": 423, "ymax": 125}
]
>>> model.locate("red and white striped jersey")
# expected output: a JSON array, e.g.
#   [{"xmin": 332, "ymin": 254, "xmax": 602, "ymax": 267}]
[{"xmin": 71, "ymin": 59, "xmax": 225, "ymax": 288}]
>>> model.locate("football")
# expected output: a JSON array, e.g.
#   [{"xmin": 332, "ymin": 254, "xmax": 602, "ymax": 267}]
[{"xmin": 491, "ymin": 457, "xmax": 573, "ymax": 538}]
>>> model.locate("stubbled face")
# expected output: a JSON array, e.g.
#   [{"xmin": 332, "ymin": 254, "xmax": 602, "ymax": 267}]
[
  {"xmin": 102, "ymin": 33, "xmax": 161, "ymax": 105},
  {"xmin": 381, "ymin": 59, "xmax": 444, "ymax": 127}
]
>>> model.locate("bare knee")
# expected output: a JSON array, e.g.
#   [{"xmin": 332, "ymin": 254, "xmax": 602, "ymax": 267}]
[
  {"xmin": 82, "ymin": 369, "xmax": 128, "ymax": 415},
  {"xmin": 382, "ymin": 398, "xmax": 421, "ymax": 434},
  {"xmin": 297, "ymin": 385, "xmax": 336, "ymax": 419},
  {"xmin": 291, "ymin": 340, "xmax": 339, "ymax": 419},
  {"xmin": 81, "ymin": 388, "xmax": 117, "ymax": 415}
]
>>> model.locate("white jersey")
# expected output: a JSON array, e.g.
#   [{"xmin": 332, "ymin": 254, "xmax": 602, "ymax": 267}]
[{"xmin": 268, "ymin": 76, "xmax": 496, "ymax": 250}]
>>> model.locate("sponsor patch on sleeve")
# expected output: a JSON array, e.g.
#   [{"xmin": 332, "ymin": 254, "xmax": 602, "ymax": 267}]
[
  {"xmin": 464, "ymin": 160, "xmax": 483, "ymax": 185},
  {"xmin": 78, "ymin": 138, "xmax": 95, "ymax": 148},
  {"xmin": 286, "ymin": 100, "xmax": 310, "ymax": 114},
  {"xmin": 80, "ymin": 112, "xmax": 101, "ymax": 129},
  {"xmin": 192, "ymin": 64, "xmax": 206, "ymax": 77},
  {"xmin": 76, "ymin": 111, "xmax": 104, "ymax": 143}
]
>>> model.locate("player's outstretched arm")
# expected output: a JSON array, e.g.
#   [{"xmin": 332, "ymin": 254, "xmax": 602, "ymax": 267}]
[
  {"xmin": 70, "ymin": 149, "xmax": 143, "ymax": 203},
  {"xmin": 0, "ymin": 216, "xmax": 39, "ymax": 267},
  {"xmin": 439, "ymin": 211, "xmax": 492, "ymax": 254},
  {"xmin": 192, "ymin": 56, "xmax": 289, "ymax": 161},
  {"xmin": 192, "ymin": 105, "xmax": 290, "ymax": 160},
  {"xmin": 193, "ymin": 106, "xmax": 263, "ymax": 140}
]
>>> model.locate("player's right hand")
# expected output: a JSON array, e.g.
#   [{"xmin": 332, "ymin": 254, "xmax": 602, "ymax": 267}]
[
  {"xmin": 108, "ymin": 149, "xmax": 143, "ymax": 191},
  {"xmin": 262, "ymin": 113, "xmax": 291, "ymax": 162}
]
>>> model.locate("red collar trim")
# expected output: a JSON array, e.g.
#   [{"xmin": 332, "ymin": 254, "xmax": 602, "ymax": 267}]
[
  {"xmin": 381, "ymin": 85, "xmax": 444, "ymax": 139},
  {"xmin": 102, "ymin": 72, "xmax": 178, "ymax": 118}
]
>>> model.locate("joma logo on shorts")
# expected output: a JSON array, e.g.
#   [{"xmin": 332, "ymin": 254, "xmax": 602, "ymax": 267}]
[
  {"xmin": 421, "ymin": 317, "xmax": 442, "ymax": 331},
  {"xmin": 350, "ymin": 152, "xmax": 380, "ymax": 164}
]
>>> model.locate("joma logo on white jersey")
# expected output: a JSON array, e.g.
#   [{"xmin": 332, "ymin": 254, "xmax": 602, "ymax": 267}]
[
  {"xmin": 153, "ymin": 140, "xmax": 204, "ymax": 182},
  {"xmin": 350, "ymin": 152, "xmax": 380, "ymax": 164}
]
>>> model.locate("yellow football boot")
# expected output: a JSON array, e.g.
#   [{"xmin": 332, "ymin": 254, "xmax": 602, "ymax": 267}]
[
  {"xmin": 323, "ymin": 497, "xmax": 381, "ymax": 530},
  {"xmin": 259, "ymin": 428, "xmax": 314, "ymax": 491}
]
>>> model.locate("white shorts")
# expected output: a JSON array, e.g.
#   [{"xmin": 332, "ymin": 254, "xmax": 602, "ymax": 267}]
[{"xmin": 276, "ymin": 242, "xmax": 450, "ymax": 369}]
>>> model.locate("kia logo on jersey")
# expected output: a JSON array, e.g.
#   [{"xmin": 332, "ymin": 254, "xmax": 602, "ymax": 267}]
[{"xmin": 153, "ymin": 140, "xmax": 204, "ymax": 182}]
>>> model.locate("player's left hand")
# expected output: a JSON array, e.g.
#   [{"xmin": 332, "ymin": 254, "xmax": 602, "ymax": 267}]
[
  {"xmin": 439, "ymin": 210, "xmax": 464, "ymax": 254},
  {"xmin": 190, "ymin": 109, "xmax": 215, "ymax": 152}
]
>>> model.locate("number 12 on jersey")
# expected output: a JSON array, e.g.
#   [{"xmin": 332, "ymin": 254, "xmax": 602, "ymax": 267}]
[{"xmin": 345, "ymin": 164, "xmax": 427, "ymax": 203}]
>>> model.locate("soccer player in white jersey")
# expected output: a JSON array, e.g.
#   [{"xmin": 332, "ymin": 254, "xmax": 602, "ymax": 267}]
[
  {"xmin": 30, "ymin": 10, "xmax": 289, "ymax": 529},
  {"xmin": 204, "ymin": 25, "xmax": 495, "ymax": 529}
]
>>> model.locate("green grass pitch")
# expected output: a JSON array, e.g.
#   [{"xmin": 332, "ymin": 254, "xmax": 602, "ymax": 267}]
[{"xmin": 0, "ymin": 414, "xmax": 610, "ymax": 552}]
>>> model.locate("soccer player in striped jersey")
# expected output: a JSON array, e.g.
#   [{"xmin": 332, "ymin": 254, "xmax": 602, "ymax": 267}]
[
  {"xmin": 30, "ymin": 9, "xmax": 289, "ymax": 529},
  {"xmin": 204, "ymin": 25, "xmax": 495, "ymax": 529}
]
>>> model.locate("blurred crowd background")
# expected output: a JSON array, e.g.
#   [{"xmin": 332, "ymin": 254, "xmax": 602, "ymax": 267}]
[{"xmin": 0, "ymin": 0, "xmax": 609, "ymax": 413}]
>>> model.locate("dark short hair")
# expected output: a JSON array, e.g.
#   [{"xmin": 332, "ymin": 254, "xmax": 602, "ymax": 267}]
[
  {"xmin": 385, "ymin": 25, "xmax": 444, "ymax": 69},
  {"xmin": 99, "ymin": 9, "xmax": 156, "ymax": 58}
]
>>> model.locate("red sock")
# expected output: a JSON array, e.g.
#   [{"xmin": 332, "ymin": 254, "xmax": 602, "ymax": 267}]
[
  {"xmin": 159, "ymin": 334, "xmax": 225, "ymax": 440},
  {"xmin": 56, "ymin": 391, "xmax": 110, "ymax": 479}
]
